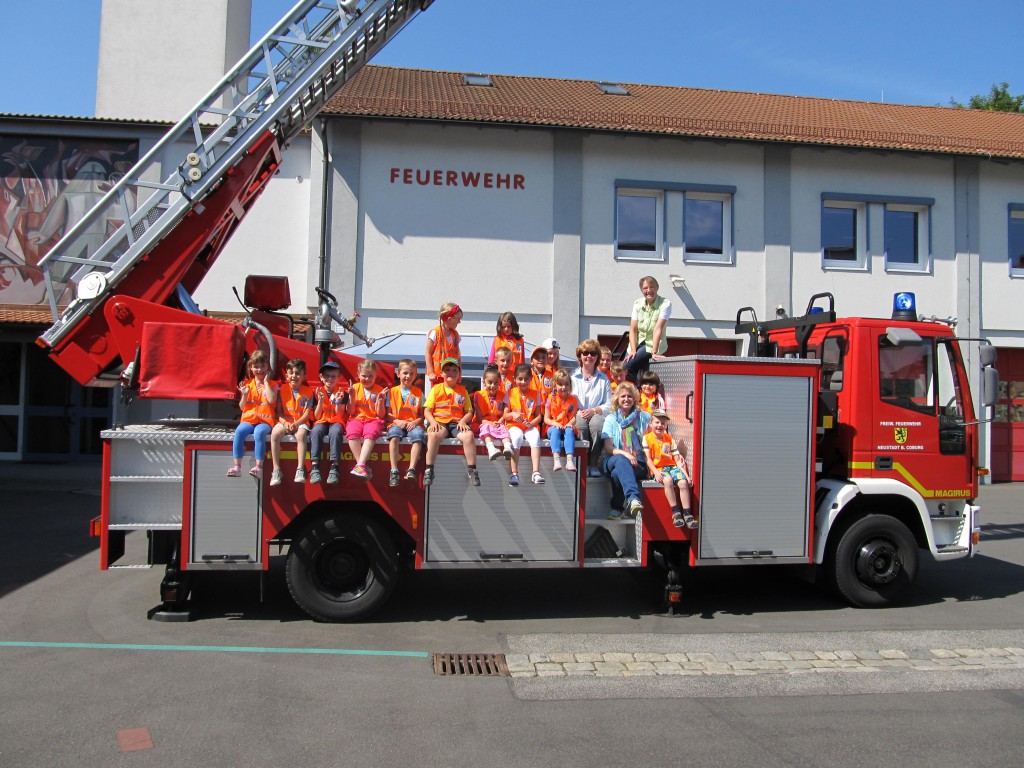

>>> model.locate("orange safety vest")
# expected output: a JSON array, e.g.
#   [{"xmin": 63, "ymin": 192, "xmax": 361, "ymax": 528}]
[
  {"xmin": 506, "ymin": 386, "xmax": 542, "ymax": 431},
  {"xmin": 546, "ymin": 392, "xmax": 579, "ymax": 428},
  {"xmin": 471, "ymin": 390, "xmax": 506, "ymax": 428},
  {"xmin": 387, "ymin": 385, "xmax": 423, "ymax": 426},
  {"xmin": 639, "ymin": 391, "xmax": 665, "ymax": 414},
  {"xmin": 531, "ymin": 368, "xmax": 555, "ymax": 401},
  {"xmin": 350, "ymin": 382, "xmax": 384, "ymax": 421},
  {"xmin": 425, "ymin": 382, "xmax": 470, "ymax": 424},
  {"xmin": 428, "ymin": 325, "xmax": 461, "ymax": 377},
  {"xmin": 315, "ymin": 387, "xmax": 347, "ymax": 425},
  {"xmin": 240, "ymin": 378, "xmax": 278, "ymax": 426},
  {"xmin": 643, "ymin": 431, "xmax": 677, "ymax": 469},
  {"xmin": 280, "ymin": 385, "xmax": 314, "ymax": 423},
  {"xmin": 493, "ymin": 334, "xmax": 525, "ymax": 367}
]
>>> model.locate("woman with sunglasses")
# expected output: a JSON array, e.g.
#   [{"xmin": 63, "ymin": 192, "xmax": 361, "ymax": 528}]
[{"xmin": 571, "ymin": 338, "xmax": 612, "ymax": 477}]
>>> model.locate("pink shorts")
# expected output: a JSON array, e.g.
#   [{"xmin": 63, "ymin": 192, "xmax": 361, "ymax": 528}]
[
  {"xmin": 478, "ymin": 423, "xmax": 510, "ymax": 441},
  {"xmin": 346, "ymin": 418, "xmax": 384, "ymax": 441}
]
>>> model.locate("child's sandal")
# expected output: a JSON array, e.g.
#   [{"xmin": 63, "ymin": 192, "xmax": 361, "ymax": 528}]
[
  {"xmin": 226, "ymin": 466, "xmax": 241, "ymax": 478},
  {"xmin": 683, "ymin": 513, "xmax": 698, "ymax": 530},
  {"xmin": 672, "ymin": 511, "xmax": 685, "ymax": 528}
]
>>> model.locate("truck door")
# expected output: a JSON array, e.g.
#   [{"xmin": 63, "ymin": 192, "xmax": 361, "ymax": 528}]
[{"xmin": 872, "ymin": 333, "xmax": 972, "ymax": 496}]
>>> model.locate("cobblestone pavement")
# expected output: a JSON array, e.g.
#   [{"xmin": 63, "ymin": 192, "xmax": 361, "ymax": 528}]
[{"xmin": 505, "ymin": 646, "xmax": 1024, "ymax": 677}]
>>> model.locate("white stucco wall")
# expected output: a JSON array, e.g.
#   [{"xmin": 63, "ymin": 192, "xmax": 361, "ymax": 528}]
[
  {"xmin": 192, "ymin": 134, "xmax": 312, "ymax": 313},
  {"xmin": 96, "ymin": 0, "xmax": 252, "ymax": 122},
  {"xmin": 355, "ymin": 122, "xmax": 554, "ymax": 340},
  {"xmin": 979, "ymin": 162, "xmax": 1024, "ymax": 346}
]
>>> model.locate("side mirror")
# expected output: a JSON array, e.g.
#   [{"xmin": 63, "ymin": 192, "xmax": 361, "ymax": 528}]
[
  {"xmin": 979, "ymin": 344, "xmax": 997, "ymax": 368},
  {"xmin": 982, "ymin": 367, "xmax": 999, "ymax": 409}
]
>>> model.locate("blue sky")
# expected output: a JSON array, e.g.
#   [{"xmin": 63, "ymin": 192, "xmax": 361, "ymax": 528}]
[{"xmin": 4, "ymin": 0, "xmax": 1020, "ymax": 117}]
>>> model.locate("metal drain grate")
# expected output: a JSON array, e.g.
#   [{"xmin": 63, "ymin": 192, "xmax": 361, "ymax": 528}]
[{"xmin": 432, "ymin": 652, "xmax": 510, "ymax": 677}]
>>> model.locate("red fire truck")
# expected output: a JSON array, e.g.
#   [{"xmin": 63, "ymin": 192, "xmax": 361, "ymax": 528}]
[{"xmin": 35, "ymin": 1, "xmax": 996, "ymax": 621}]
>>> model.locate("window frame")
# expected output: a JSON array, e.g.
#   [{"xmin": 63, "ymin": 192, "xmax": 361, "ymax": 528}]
[
  {"xmin": 614, "ymin": 187, "xmax": 664, "ymax": 262},
  {"xmin": 1009, "ymin": 205, "xmax": 1024, "ymax": 277},
  {"xmin": 821, "ymin": 199, "xmax": 867, "ymax": 270},
  {"xmin": 883, "ymin": 202, "xmax": 930, "ymax": 273},
  {"xmin": 683, "ymin": 190, "xmax": 733, "ymax": 265}
]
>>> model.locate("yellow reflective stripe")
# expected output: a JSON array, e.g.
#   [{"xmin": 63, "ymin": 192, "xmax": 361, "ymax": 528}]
[{"xmin": 847, "ymin": 460, "xmax": 953, "ymax": 499}]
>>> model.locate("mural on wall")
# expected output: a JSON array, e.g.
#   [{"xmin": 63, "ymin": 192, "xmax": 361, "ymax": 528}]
[{"xmin": 0, "ymin": 136, "xmax": 138, "ymax": 306}]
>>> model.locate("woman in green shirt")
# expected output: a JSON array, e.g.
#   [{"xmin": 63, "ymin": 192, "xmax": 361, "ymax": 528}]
[{"xmin": 625, "ymin": 275, "xmax": 671, "ymax": 382}]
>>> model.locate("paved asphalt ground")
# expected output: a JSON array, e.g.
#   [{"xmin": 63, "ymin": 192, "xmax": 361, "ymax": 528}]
[{"xmin": 1, "ymin": 463, "xmax": 1021, "ymax": 767}]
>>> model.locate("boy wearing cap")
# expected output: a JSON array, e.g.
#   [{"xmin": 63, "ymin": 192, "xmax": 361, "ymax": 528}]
[
  {"xmin": 644, "ymin": 410, "xmax": 696, "ymax": 529},
  {"xmin": 541, "ymin": 337, "xmax": 561, "ymax": 378},
  {"xmin": 423, "ymin": 357, "xmax": 479, "ymax": 487},
  {"xmin": 529, "ymin": 346, "xmax": 554, "ymax": 404},
  {"xmin": 308, "ymin": 360, "xmax": 348, "ymax": 484}
]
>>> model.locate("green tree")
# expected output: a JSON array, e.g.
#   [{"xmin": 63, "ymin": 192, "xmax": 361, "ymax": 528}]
[{"xmin": 951, "ymin": 82, "xmax": 1024, "ymax": 112}]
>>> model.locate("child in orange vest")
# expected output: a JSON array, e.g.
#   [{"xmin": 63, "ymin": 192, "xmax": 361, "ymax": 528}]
[
  {"xmin": 423, "ymin": 357, "xmax": 478, "ymax": 487},
  {"xmin": 529, "ymin": 346, "xmax": 554, "ymax": 405},
  {"xmin": 270, "ymin": 357, "xmax": 314, "ymax": 485},
  {"xmin": 609, "ymin": 361, "xmax": 627, "ymax": 394},
  {"xmin": 488, "ymin": 311, "xmax": 525, "ymax": 368},
  {"xmin": 309, "ymin": 360, "xmax": 348, "ymax": 485},
  {"xmin": 644, "ymin": 410, "xmax": 696, "ymax": 529},
  {"xmin": 425, "ymin": 301, "xmax": 462, "ymax": 388},
  {"xmin": 228, "ymin": 350, "xmax": 279, "ymax": 479},
  {"xmin": 505, "ymin": 363, "xmax": 545, "ymax": 487},
  {"xmin": 598, "ymin": 345, "xmax": 613, "ymax": 377},
  {"xmin": 544, "ymin": 369, "xmax": 579, "ymax": 472},
  {"xmin": 638, "ymin": 370, "xmax": 666, "ymax": 413},
  {"xmin": 493, "ymin": 346, "xmax": 516, "ymax": 398},
  {"xmin": 385, "ymin": 359, "xmax": 427, "ymax": 486},
  {"xmin": 346, "ymin": 358, "xmax": 386, "ymax": 479},
  {"xmin": 473, "ymin": 365, "xmax": 514, "ymax": 461}
]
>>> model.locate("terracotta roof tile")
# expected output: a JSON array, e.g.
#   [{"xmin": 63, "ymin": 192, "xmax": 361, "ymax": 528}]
[
  {"xmin": 324, "ymin": 66, "xmax": 1024, "ymax": 159},
  {"xmin": 0, "ymin": 305, "xmax": 53, "ymax": 325}
]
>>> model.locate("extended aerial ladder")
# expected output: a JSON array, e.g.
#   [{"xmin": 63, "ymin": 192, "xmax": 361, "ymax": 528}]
[{"xmin": 36, "ymin": 0, "xmax": 434, "ymax": 385}]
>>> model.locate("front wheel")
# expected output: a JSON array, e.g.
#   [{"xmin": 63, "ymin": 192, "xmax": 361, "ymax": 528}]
[
  {"xmin": 286, "ymin": 512, "xmax": 399, "ymax": 621},
  {"xmin": 826, "ymin": 514, "xmax": 918, "ymax": 608}
]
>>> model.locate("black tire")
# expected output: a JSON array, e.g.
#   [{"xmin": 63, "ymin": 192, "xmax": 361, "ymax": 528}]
[
  {"xmin": 827, "ymin": 514, "xmax": 918, "ymax": 608},
  {"xmin": 286, "ymin": 512, "xmax": 399, "ymax": 621}
]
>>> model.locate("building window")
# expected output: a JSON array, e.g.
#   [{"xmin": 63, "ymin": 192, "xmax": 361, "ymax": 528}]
[
  {"xmin": 683, "ymin": 192, "xmax": 732, "ymax": 264},
  {"xmin": 884, "ymin": 204, "xmax": 929, "ymax": 272},
  {"xmin": 1010, "ymin": 208, "xmax": 1024, "ymax": 276},
  {"xmin": 615, "ymin": 188, "xmax": 663, "ymax": 260},
  {"xmin": 822, "ymin": 201, "xmax": 866, "ymax": 269}
]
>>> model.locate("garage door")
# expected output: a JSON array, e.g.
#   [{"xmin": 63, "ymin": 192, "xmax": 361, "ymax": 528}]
[{"xmin": 991, "ymin": 347, "xmax": 1024, "ymax": 483}]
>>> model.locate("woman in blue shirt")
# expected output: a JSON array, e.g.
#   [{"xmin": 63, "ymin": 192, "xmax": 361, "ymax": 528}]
[{"xmin": 602, "ymin": 382, "xmax": 651, "ymax": 519}]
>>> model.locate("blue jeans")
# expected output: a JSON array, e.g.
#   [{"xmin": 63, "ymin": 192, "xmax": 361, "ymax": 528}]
[
  {"xmin": 603, "ymin": 453, "xmax": 648, "ymax": 510},
  {"xmin": 309, "ymin": 422, "xmax": 345, "ymax": 462},
  {"xmin": 386, "ymin": 424, "xmax": 427, "ymax": 444},
  {"xmin": 547, "ymin": 425, "xmax": 576, "ymax": 456},
  {"xmin": 233, "ymin": 422, "xmax": 271, "ymax": 460},
  {"xmin": 625, "ymin": 344, "xmax": 652, "ymax": 383}
]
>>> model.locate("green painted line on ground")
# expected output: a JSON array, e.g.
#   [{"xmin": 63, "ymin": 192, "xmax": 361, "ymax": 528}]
[{"xmin": 0, "ymin": 640, "xmax": 429, "ymax": 658}]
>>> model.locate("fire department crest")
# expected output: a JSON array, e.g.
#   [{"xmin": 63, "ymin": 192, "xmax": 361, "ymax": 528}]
[{"xmin": 894, "ymin": 427, "xmax": 908, "ymax": 444}]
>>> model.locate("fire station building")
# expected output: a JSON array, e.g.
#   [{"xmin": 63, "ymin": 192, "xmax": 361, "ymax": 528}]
[{"xmin": 1, "ymin": 20, "xmax": 1023, "ymax": 479}]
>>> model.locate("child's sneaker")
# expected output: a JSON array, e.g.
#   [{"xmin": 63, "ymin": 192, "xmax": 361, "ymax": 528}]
[
  {"xmin": 294, "ymin": 468, "xmax": 306, "ymax": 484},
  {"xmin": 389, "ymin": 469, "xmax": 400, "ymax": 487},
  {"xmin": 351, "ymin": 464, "xmax": 369, "ymax": 479},
  {"xmin": 608, "ymin": 507, "xmax": 623, "ymax": 520},
  {"xmin": 627, "ymin": 498, "xmax": 643, "ymax": 517},
  {"xmin": 508, "ymin": 473, "xmax": 519, "ymax": 488},
  {"xmin": 552, "ymin": 456, "xmax": 563, "ymax": 471},
  {"xmin": 309, "ymin": 466, "xmax": 321, "ymax": 484},
  {"xmin": 503, "ymin": 444, "xmax": 514, "ymax": 460},
  {"xmin": 403, "ymin": 468, "xmax": 417, "ymax": 482},
  {"xmin": 487, "ymin": 442, "xmax": 501, "ymax": 461},
  {"xmin": 467, "ymin": 467, "xmax": 480, "ymax": 486},
  {"xmin": 565, "ymin": 456, "xmax": 576, "ymax": 472},
  {"xmin": 327, "ymin": 466, "xmax": 340, "ymax": 484},
  {"xmin": 270, "ymin": 469, "xmax": 282, "ymax": 486},
  {"xmin": 531, "ymin": 472, "xmax": 545, "ymax": 485},
  {"xmin": 423, "ymin": 467, "xmax": 434, "ymax": 486},
  {"xmin": 226, "ymin": 466, "xmax": 241, "ymax": 478}
]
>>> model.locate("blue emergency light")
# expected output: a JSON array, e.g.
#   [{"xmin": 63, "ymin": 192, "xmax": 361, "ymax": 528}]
[{"xmin": 892, "ymin": 292, "xmax": 917, "ymax": 321}]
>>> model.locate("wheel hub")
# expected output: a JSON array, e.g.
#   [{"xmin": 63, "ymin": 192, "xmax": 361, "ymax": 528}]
[
  {"xmin": 313, "ymin": 540, "xmax": 370, "ymax": 597},
  {"xmin": 854, "ymin": 538, "xmax": 902, "ymax": 585}
]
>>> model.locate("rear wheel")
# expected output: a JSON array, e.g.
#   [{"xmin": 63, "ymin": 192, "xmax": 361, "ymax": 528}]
[
  {"xmin": 286, "ymin": 512, "xmax": 399, "ymax": 621},
  {"xmin": 827, "ymin": 514, "xmax": 918, "ymax": 607}
]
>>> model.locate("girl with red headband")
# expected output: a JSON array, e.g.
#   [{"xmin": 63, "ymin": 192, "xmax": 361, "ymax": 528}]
[{"xmin": 425, "ymin": 301, "xmax": 462, "ymax": 387}]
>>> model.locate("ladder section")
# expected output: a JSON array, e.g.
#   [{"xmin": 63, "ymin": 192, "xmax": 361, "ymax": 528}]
[{"xmin": 38, "ymin": 0, "xmax": 433, "ymax": 356}]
